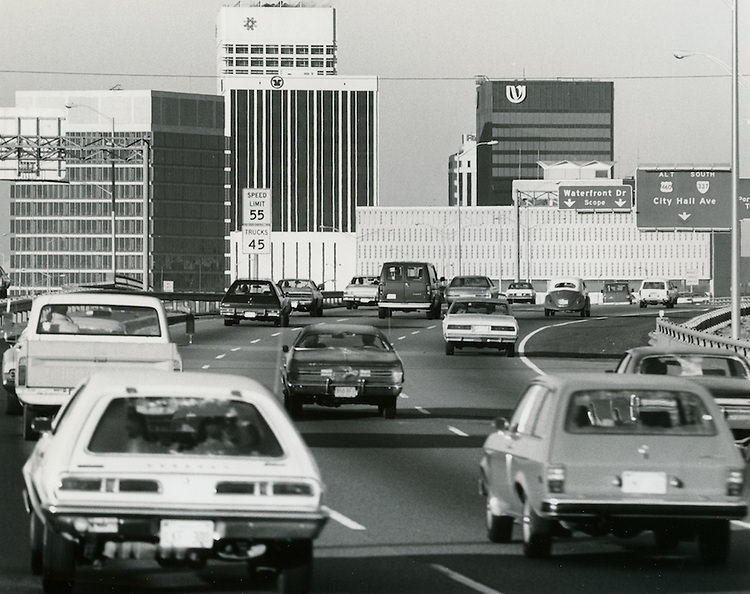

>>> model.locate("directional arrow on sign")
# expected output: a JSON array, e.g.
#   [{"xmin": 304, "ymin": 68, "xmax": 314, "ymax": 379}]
[
  {"xmin": 615, "ymin": 199, "xmax": 627, "ymax": 207},
  {"xmin": 564, "ymin": 199, "xmax": 576, "ymax": 207},
  {"xmin": 678, "ymin": 212, "xmax": 692, "ymax": 221}
]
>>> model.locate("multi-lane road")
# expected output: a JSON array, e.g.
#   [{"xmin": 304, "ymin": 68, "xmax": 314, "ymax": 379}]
[{"xmin": 3, "ymin": 303, "xmax": 750, "ymax": 593}]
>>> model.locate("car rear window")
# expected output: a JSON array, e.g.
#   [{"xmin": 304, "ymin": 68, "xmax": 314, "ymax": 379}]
[
  {"xmin": 450, "ymin": 277, "xmax": 490, "ymax": 288},
  {"xmin": 565, "ymin": 389, "xmax": 717, "ymax": 435},
  {"xmin": 36, "ymin": 304, "xmax": 162, "ymax": 337},
  {"xmin": 449, "ymin": 301, "xmax": 510, "ymax": 316},
  {"xmin": 88, "ymin": 397, "xmax": 283, "ymax": 457},
  {"xmin": 296, "ymin": 330, "xmax": 390, "ymax": 350},
  {"xmin": 383, "ymin": 265, "xmax": 404, "ymax": 282},
  {"xmin": 642, "ymin": 281, "xmax": 666, "ymax": 290},
  {"xmin": 605, "ymin": 283, "xmax": 628, "ymax": 292},
  {"xmin": 638, "ymin": 355, "xmax": 749, "ymax": 378}
]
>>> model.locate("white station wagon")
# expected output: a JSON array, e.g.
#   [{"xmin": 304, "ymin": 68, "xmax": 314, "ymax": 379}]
[{"xmin": 23, "ymin": 369, "xmax": 328, "ymax": 594}]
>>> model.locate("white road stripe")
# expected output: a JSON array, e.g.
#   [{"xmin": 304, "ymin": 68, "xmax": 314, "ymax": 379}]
[
  {"xmin": 231, "ymin": 347, "xmax": 241, "ymax": 352},
  {"xmin": 732, "ymin": 519, "xmax": 750, "ymax": 529},
  {"xmin": 431, "ymin": 564, "xmax": 504, "ymax": 594},
  {"xmin": 250, "ymin": 339, "xmax": 261, "ymax": 344},
  {"xmin": 201, "ymin": 364, "xmax": 210, "ymax": 369},
  {"xmin": 518, "ymin": 318, "xmax": 590, "ymax": 376},
  {"xmin": 415, "ymin": 406, "xmax": 430, "ymax": 415},
  {"xmin": 215, "ymin": 354, "xmax": 225, "ymax": 359},
  {"xmin": 448, "ymin": 426, "xmax": 469, "ymax": 437},
  {"xmin": 337, "ymin": 318, "xmax": 348, "ymax": 322},
  {"xmin": 271, "ymin": 332, "xmax": 281, "ymax": 337},
  {"xmin": 324, "ymin": 507, "xmax": 366, "ymax": 531},
  {"xmin": 427, "ymin": 325, "xmax": 437, "ymax": 330},
  {"xmin": 411, "ymin": 330, "xmax": 420, "ymax": 335}
]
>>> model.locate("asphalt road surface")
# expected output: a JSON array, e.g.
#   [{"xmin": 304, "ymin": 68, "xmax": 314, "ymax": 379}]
[{"xmin": 3, "ymin": 302, "xmax": 750, "ymax": 593}]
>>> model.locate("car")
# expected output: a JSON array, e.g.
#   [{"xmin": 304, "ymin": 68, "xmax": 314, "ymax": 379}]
[
  {"xmin": 506, "ymin": 281, "xmax": 536, "ymax": 304},
  {"xmin": 443, "ymin": 275, "xmax": 499, "ymax": 306},
  {"xmin": 638, "ymin": 278, "xmax": 679, "ymax": 308},
  {"xmin": 342, "ymin": 276, "xmax": 379, "ymax": 309},
  {"xmin": 220, "ymin": 279, "xmax": 292, "ymax": 327},
  {"xmin": 478, "ymin": 372, "xmax": 747, "ymax": 564},
  {"xmin": 280, "ymin": 322, "xmax": 404, "ymax": 418},
  {"xmin": 543, "ymin": 277, "xmax": 590, "ymax": 317},
  {"xmin": 2, "ymin": 326, "xmax": 25, "ymax": 415},
  {"xmin": 22, "ymin": 369, "xmax": 328, "ymax": 594},
  {"xmin": 602, "ymin": 280, "xmax": 634, "ymax": 304},
  {"xmin": 377, "ymin": 261, "xmax": 443, "ymax": 319},
  {"xmin": 442, "ymin": 297, "xmax": 518, "ymax": 357},
  {"xmin": 613, "ymin": 345, "xmax": 750, "ymax": 444},
  {"xmin": 277, "ymin": 279, "xmax": 324, "ymax": 317},
  {"xmin": 0, "ymin": 264, "xmax": 10, "ymax": 298}
]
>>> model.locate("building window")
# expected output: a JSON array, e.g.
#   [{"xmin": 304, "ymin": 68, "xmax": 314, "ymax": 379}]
[
  {"xmin": 235, "ymin": 58, "xmax": 248, "ymax": 67},
  {"xmin": 235, "ymin": 45, "xmax": 248, "ymax": 54},
  {"xmin": 296, "ymin": 46, "xmax": 309, "ymax": 54},
  {"xmin": 281, "ymin": 45, "xmax": 294, "ymax": 54},
  {"xmin": 266, "ymin": 45, "xmax": 279, "ymax": 54},
  {"xmin": 296, "ymin": 58, "xmax": 309, "ymax": 67},
  {"xmin": 224, "ymin": 58, "xmax": 234, "ymax": 67},
  {"xmin": 311, "ymin": 46, "xmax": 324, "ymax": 55},
  {"xmin": 311, "ymin": 59, "xmax": 324, "ymax": 68},
  {"xmin": 251, "ymin": 58, "xmax": 263, "ymax": 67},
  {"xmin": 224, "ymin": 44, "xmax": 234, "ymax": 53},
  {"xmin": 250, "ymin": 45, "xmax": 263, "ymax": 54},
  {"xmin": 281, "ymin": 58, "xmax": 294, "ymax": 67},
  {"xmin": 326, "ymin": 46, "xmax": 336, "ymax": 54},
  {"xmin": 266, "ymin": 58, "xmax": 278, "ymax": 67}
]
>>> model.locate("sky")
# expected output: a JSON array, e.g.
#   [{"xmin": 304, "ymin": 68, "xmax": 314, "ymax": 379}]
[{"xmin": 0, "ymin": 0, "xmax": 749, "ymax": 208}]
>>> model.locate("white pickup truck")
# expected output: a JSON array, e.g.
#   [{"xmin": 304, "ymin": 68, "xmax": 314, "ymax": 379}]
[{"xmin": 6, "ymin": 292, "xmax": 183, "ymax": 440}]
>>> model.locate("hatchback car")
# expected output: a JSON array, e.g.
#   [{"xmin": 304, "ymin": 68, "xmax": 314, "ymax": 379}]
[
  {"xmin": 479, "ymin": 373, "xmax": 746, "ymax": 564},
  {"xmin": 220, "ymin": 279, "xmax": 291, "ymax": 327},
  {"xmin": 443, "ymin": 275, "xmax": 498, "ymax": 306},
  {"xmin": 342, "ymin": 276, "xmax": 379, "ymax": 309},
  {"xmin": 277, "ymin": 279, "xmax": 324, "ymax": 317},
  {"xmin": 442, "ymin": 297, "xmax": 518, "ymax": 357},
  {"xmin": 506, "ymin": 281, "xmax": 536, "ymax": 304},
  {"xmin": 280, "ymin": 323, "xmax": 404, "ymax": 418},
  {"xmin": 22, "ymin": 369, "xmax": 328, "ymax": 594},
  {"xmin": 544, "ymin": 277, "xmax": 590, "ymax": 317}
]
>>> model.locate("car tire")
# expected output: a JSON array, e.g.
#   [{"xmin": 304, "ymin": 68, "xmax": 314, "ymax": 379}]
[
  {"xmin": 698, "ymin": 520, "xmax": 730, "ymax": 566},
  {"xmin": 522, "ymin": 497, "xmax": 552, "ymax": 558},
  {"xmin": 23, "ymin": 407, "xmax": 40, "ymax": 441},
  {"xmin": 653, "ymin": 528, "xmax": 680, "ymax": 551},
  {"xmin": 345, "ymin": 303, "xmax": 353, "ymax": 310},
  {"xmin": 280, "ymin": 314, "xmax": 290, "ymax": 328},
  {"xmin": 544, "ymin": 309, "xmax": 550, "ymax": 317},
  {"xmin": 379, "ymin": 398, "xmax": 397, "ymax": 419},
  {"xmin": 378, "ymin": 307, "xmax": 386, "ymax": 319},
  {"xmin": 4, "ymin": 386, "xmax": 22, "ymax": 416},
  {"xmin": 30, "ymin": 511, "xmax": 44, "ymax": 575},
  {"xmin": 42, "ymin": 525, "xmax": 76, "ymax": 593},
  {"xmin": 223, "ymin": 318, "xmax": 233, "ymax": 327},
  {"xmin": 445, "ymin": 342, "xmax": 454, "ymax": 356},
  {"xmin": 284, "ymin": 394, "xmax": 302, "ymax": 418},
  {"xmin": 639, "ymin": 302, "xmax": 647, "ymax": 308},
  {"xmin": 506, "ymin": 344, "xmax": 515, "ymax": 358},
  {"xmin": 276, "ymin": 540, "xmax": 313, "ymax": 594},
  {"xmin": 486, "ymin": 494, "xmax": 513, "ymax": 543}
]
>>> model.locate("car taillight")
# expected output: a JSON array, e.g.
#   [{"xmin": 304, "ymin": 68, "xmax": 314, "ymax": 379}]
[
  {"xmin": 273, "ymin": 482, "xmax": 314, "ymax": 496},
  {"xmin": 447, "ymin": 324, "xmax": 471, "ymax": 330},
  {"xmin": 727, "ymin": 470, "xmax": 744, "ymax": 496},
  {"xmin": 546, "ymin": 465, "xmax": 565, "ymax": 493},
  {"xmin": 17, "ymin": 356, "xmax": 26, "ymax": 386},
  {"xmin": 392, "ymin": 369, "xmax": 404, "ymax": 383},
  {"xmin": 173, "ymin": 358, "xmax": 183, "ymax": 372}
]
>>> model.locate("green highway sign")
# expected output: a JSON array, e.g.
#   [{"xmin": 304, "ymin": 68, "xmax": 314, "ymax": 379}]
[{"xmin": 558, "ymin": 185, "xmax": 632, "ymax": 211}]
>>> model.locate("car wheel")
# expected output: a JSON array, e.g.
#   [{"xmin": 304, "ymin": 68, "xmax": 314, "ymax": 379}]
[
  {"xmin": 352, "ymin": 303, "xmax": 359, "ymax": 310},
  {"xmin": 284, "ymin": 394, "xmax": 302, "ymax": 418},
  {"xmin": 653, "ymin": 528, "xmax": 680, "ymax": 551},
  {"xmin": 276, "ymin": 540, "xmax": 313, "ymax": 594},
  {"xmin": 42, "ymin": 525, "xmax": 76, "ymax": 593},
  {"xmin": 378, "ymin": 307, "xmax": 386, "ymax": 319},
  {"xmin": 522, "ymin": 497, "xmax": 551, "ymax": 558},
  {"xmin": 223, "ymin": 318, "xmax": 233, "ymax": 326},
  {"xmin": 445, "ymin": 342, "xmax": 454, "ymax": 356},
  {"xmin": 345, "ymin": 303, "xmax": 353, "ymax": 310},
  {"xmin": 4, "ymin": 386, "xmax": 22, "ymax": 416},
  {"xmin": 280, "ymin": 314, "xmax": 290, "ymax": 328},
  {"xmin": 544, "ymin": 309, "xmax": 550, "ymax": 317},
  {"xmin": 486, "ymin": 494, "xmax": 513, "ymax": 543},
  {"xmin": 30, "ymin": 512, "xmax": 43, "ymax": 575},
  {"xmin": 698, "ymin": 520, "xmax": 730, "ymax": 566},
  {"xmin": 506, "ymin": 344, "xmax": 515, "ymax": 358},
  {"xmin": 379, "ymin": 398, "xmax": 397, "ymax": 419},
  {"xmin": 639, "ymin": 302, "xmax": 647, "ymax": 308},
  {"xmin": 23, "ymin": 407, "xmax": 40, "ymax": 441}
]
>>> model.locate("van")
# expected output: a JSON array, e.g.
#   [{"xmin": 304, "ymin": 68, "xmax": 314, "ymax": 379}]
[{"xmin": 377, "ymin": 261, "xmax": 443, "ymax": 319}]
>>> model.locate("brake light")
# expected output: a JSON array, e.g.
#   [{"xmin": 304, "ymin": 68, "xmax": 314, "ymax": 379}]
[
  {"xmin": 546, "ymin": 465, "xmax": 565, "ymax": 493},
  {"xmin": 273, "ymin": 482, "xmax": 314, "ymax": 496},
  {"xmin": 727, "ymin": 470, "xmax": 744, "ymax": 496},
  {"xmin": 17, "ymin": 356, "xmax": 26, "ymax": 386},
  {"xmin": 173, "ymin": 357, "xmax": 183, "ymax": 372}
]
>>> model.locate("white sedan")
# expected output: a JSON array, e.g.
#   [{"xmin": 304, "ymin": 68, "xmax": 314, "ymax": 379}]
[
  {"xmin": 442, "ymin": 297, "xmax": 518, "ymax": 357},
  {"xmin": 22, "ymin": 369, "xmax": 328, "ymax": 594}
]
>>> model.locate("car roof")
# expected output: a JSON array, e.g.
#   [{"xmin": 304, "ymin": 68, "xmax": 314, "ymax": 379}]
[
  {"xmin": 449, "ymin": 296, "xmax": 508, "ymax": 304},
  {"xmin": 535, "ymin": 372, "xmax": 715, "ymax": 395},
  {"xmin": 625, "ymin": 345, "xmax": 747, "ymax": 359},
  {"xmin": 32, "ymin": 292, "xmax": 164, "ymax": 307}
]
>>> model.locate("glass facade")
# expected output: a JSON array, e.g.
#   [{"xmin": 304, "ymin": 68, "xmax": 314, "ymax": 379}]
[{"xmin": 476, "ymin": 80, "xmax": 614, "ymax": 205}]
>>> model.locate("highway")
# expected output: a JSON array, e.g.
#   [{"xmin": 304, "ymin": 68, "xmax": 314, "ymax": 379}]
[{"xmin": 3, "ymin": 303, "xmax": 750, "ymax": 593}]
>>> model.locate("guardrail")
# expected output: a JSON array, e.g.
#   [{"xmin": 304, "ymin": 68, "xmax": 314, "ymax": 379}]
[{"xmin": 650, "ymin": 298, "xmax": 750, "ymax": 357}]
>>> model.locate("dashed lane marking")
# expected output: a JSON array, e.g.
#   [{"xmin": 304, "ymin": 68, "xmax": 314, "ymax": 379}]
[
  {"xmin": 448, "ymin": 426, "xmax": 469, "ymax": 437},
  {"xmin": 250, "ymin": 338, "xmax": 261, "ymax": 344},
  {"xmin": 201, "ymin": 364, "xmax": 210, "ymax": 369},
  {"xmin": 431, "ymin": 564, "xmax": 504, "ymax": 594},
  {"xmin": 231, "ymin": 347, "xmax": 241, "ymax": 352},
  {"xmin": 324, "ymin": 507, "xmax": 366, "ymax": 531},
  {"xmin": 415, "ymin": 406, "xmax": 430, "ymax": 415},
  {"xmin": 215, "ymin": 353, "xmax": 226, "ymax": 359}
]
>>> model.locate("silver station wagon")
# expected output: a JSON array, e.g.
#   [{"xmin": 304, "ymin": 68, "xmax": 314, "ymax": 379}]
[{"xmin": 479, "ymin": 373, "xmax": 747, "ymax": 564}]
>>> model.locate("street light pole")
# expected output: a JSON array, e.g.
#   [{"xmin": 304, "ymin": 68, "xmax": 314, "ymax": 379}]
[
  {"xmin": 65, "ymin": 102, "xmax": 117, "ymax": 285},
  {"xmin": 453, "ymin": 139, "xmax": 498, "ymax": 276}
]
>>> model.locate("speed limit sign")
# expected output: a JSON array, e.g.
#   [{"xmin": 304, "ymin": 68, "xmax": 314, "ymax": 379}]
[
  {"xmin": 242, "ymin": 188, "xmax": 271, "ymax": 225},
  {"xmin": 242, "ymin": 224, "xmax": 270, "ymax": 255}
]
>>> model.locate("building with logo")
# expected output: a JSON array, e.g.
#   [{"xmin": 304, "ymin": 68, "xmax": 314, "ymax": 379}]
[
  {"xmin": 474, "ymin": 79, "xmax": 614, "ymax": 206},
  {"xmin": 216, "ymin": 3, "xmax": 337, "ymax": 86},
  {"xmin": 2, "ymin": 90, "xmax": 225, "ymax": 294}
]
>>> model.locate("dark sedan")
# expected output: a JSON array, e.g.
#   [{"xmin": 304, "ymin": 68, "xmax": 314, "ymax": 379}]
[
  {"xmin": 280, "ymin": 323, "xmax": 404, "ymax": 419},
  {"xmin": 220, "ymin": 279, "xmax": 291, "ymax": 327}
]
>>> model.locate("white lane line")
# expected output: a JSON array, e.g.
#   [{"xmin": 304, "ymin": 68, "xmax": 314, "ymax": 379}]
[
  {"xmin": 271, "ymin": 332, "xmax": 281, "ymax": 337},
  {"xmin": 231, "ymin": 347, "xmax": 241, "ymax": 352},
  {"xmin": 397, "ymin": 336, "xmax": 406, "ymax": 340},
  {"xmin": 324, "ymin": 507, "xmax": 366, "ymax": 531},
  {"xmin": 431, "ymin": 564, "xmax": 504, "ymax": 594},
  {"xmin": 215, "ymin": 353, "xmax": 226, "ymax": 359},
  {"xmin": 448, "ymin": 426, "xmax": 469, "ymax": 437},
  {"xmin": 732, "ymin": 519, "xmax": 750, "ymax": 529},
  {"xmin": 250, "ymin": 338, "xmax": 261, "ymax": 344},
  {"xmin": 426, "ymin": 325, "xmax": 437, "ymax": 330},
  {"xmin": 518, "ymin": 318, "xmax": 591, "ymax": 376},
  {"xmin": 399, "ymin": 392, "xmax": 409, "ymax": 399},
  {"xmin": 411, "ymin": 330, "xmax": 420, "ymax": 335},
  {"xmin": 337, "ymin": 318, "xmax": 348, "ymax": 322},
  {"xmin": 201, "ymin": 364, "xmax": 210, "ymax": 369},
  {"xmin": 415, "ymin": 406, "xmax": 430, "ymax": 415}
]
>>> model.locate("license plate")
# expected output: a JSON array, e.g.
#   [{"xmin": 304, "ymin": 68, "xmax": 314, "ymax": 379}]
[
  {"xmin": 291, "ymin": 301, "xmax": 299, "ymax": 308},
  {"xmin": 558, "ymin": 299, "xmax": 568, "ymax": 306},
  {"xmin": 243, "ymin": 311, "xmax": 257, "ymax": 318},
  {"xmin": 159, "ymin": 520, "xmax": 215, "ymax": 549},
  {"xmin": 473, "ymin": 325, "xmax": 490, "ymax": 333},
  {"xmin": 334, "ymin": 386, "xmax": 357, "ymax": 398},
  {"xmin": 621, "ymin": 471, "xmax": 667, "ymax": 494},
  {"xmin": 387, "ymin": 293, "xmax": 396, "ymax": 300}
]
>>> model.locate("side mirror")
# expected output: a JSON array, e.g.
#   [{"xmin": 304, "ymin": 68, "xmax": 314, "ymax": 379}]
[
  {"xmin": 318, "ymin": 283, "xmax": 325, "ymax": 291},
  {"xmin": 493, "ymin": 417, "xmax": 510, "ymax": 431},
  {"xmin": 31, "ymin": 416, "xmax": 53, "ymax": 434}
]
